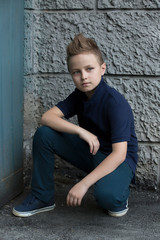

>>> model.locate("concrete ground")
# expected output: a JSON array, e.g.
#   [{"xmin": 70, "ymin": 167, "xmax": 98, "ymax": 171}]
[{"xmin": 0, "ymin": 180, "xmax": 160, "ymax": 240}]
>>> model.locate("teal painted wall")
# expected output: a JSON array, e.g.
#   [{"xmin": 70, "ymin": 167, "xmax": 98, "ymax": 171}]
[{"xmin": 0, "ymin": 0, "xmax": 24, "ymax": 207}]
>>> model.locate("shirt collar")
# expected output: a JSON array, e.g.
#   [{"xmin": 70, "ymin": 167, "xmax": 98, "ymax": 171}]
[{"xmin": 75, "ymin": 76, "xmax": 106, "ymax": 102}]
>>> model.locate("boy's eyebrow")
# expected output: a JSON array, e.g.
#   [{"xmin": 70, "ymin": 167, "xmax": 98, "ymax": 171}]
[
  {"xmin": 71, "ymin": 64, "xmax": 94, "ymax": 71},
  {"xmin": 85, "ymin": 65, "xmax": 94, "ymax": 68}
]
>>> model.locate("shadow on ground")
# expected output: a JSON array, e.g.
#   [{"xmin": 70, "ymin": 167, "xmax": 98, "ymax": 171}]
[{"xmin": 0, "ymin": 176, "xmax": 160, "ymax": 240}]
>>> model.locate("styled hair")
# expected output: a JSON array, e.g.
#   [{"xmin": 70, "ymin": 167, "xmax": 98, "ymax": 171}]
[{"xmin": 66, "ymin": 33, "xmax": 104, "ymax": 71}]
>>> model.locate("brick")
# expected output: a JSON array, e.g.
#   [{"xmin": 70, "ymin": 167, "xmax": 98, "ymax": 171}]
[
  {"xmin": 25, "ymin": 0, "xmax": 94, "ymax": 9},
  {"xmin": 98, "ymin": 0, "xmax": 160, "ymax": 9},
  {"xmin": 31, "ymin": 12, "xmax": 160, "ymax": 75}
]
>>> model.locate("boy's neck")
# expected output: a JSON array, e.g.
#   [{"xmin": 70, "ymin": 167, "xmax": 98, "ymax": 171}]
[
  {"xmin": 85, "ymin": 89, "xmax": 96, "ymax": 100},
  {"xmin": 85, "ymin": 76, "xmax": 103, "ymax": 99}
]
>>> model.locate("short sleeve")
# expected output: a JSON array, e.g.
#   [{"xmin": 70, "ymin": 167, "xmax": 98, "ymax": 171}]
[
  {"xmin": 107, "ymin": 97, "xmax": 132, "ymax": 144},
  {"xmin": 56, "ymin": 90, "xmax": 77, "ymax": 119}
]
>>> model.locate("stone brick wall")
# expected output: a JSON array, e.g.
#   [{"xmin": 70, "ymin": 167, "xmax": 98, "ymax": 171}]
[{"xmin": 24, "ymin": 0, "xmax": 160, "ymax": 189}]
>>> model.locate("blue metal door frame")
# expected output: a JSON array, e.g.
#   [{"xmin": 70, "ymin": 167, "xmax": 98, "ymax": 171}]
[{"xmin": 0, "ymin": 0, "xmax": 24, "ymax": 207}]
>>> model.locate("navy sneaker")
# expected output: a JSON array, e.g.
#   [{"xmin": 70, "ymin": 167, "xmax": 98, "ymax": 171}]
[
  {"xmin": 108, "ymin": 200, "xmax": 128, "ymax": 217},
  {"xmin": 12, "ymin": 193, "xmax": 55, "ymax": 217}
]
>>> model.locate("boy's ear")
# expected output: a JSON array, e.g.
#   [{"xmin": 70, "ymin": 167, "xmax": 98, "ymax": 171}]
[{"xmin": 101, "ymin": 62, "xmax": 106, "ymax": 75}]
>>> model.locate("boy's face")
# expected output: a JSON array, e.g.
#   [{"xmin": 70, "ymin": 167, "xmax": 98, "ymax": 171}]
[{"xmin": 69, "ymin": 53, "xmax": 106, "ymax": 99}]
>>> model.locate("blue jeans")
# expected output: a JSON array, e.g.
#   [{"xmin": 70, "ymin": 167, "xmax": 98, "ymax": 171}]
[{"xmin": 31, "ymin": 126, "xmax": 134, "ymax": 211}]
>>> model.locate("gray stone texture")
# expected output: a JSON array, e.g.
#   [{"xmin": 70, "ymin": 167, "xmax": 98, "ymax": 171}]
[
  {"xmin": 25, "ymin": 0, "xmax": 94, "ymax": 9},
  {"xmin": 24, "ymin": 0, "xmax": 160, "ymax": 189},
  {"xmin": 24, "ymin": 75, "xmax": 75, "ymax": 145},
  {"xmin": 26, "ymin": 11, "xmax": 160, "ymax": 75},
  {"xmin": 24, "ymin": 12, "xmax": 33, "ymax": 75},
  {"xmin": 136, "ymin": 144, "xmax": 160, "ymax": 189},
  {"xmin": 98, "ymin": 0, "xmax": 160, "ymax": 8}
]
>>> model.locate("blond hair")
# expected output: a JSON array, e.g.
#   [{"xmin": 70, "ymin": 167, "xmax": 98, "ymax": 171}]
[{"xmin": 67, "ymin": 33, "xmax": 104, "ymax": 71}]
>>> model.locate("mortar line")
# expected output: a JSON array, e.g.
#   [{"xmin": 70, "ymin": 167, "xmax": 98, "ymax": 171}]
[
  {"xmin": 94, "ymin": 0, "xmax": 98, "ymax": 13},
  {"xmin": 24, "ymin": 72, "xmax": 160, "ymax": 79},
  {"xmin": 24, "ymin": 9, "xmax": 95, "ymax": 13},
  {"xmin": 31, "ymin": 11, "xmax": 34, "ymax": 75},
  {"xmin": 24, "ymin": 8, "xmax": 160, "ymax": 13},
  {"xmin": 97, "ymin": 8, "xmax": 160, "ymax": 12},
  {"xmin": 138, "ymin": 142, "xmax": 160, "ymax": 146},
  {"xmin": 158, "ymin": 158, "xmax": 160, "ymax": 189},
  {"xmin": 104, "ymin": 74, "xmax": 160, "ymax": 79}
]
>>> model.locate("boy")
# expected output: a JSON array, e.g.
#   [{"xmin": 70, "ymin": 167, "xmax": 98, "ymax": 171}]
[{"xmin": 13, "ymin": 34, "xmax": 138, "ymax": 217}]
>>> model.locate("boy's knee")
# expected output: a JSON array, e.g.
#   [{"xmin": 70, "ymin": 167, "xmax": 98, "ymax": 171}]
[
  {"xmin": 35, "ymin": 126, "xmax": 52, "ymax": 136},
  {"xmin": 94, "ymin": 187, "xmax": 121, "ymax": 211},
  {"xmin": 33, "ymin": 126, "xmax": 55, "ymax": 145}
]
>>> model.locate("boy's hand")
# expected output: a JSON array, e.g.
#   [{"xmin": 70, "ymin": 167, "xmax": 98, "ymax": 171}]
[
  {"xmin": 66, "ymin": 181, "xmax": 89, "ymax": 207},
  {"xmin": 78, "ymin": 128, "xmax": 100, "ymax": 155}
]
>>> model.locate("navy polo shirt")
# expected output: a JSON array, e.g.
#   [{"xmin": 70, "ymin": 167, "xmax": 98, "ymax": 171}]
[{"xmin": 56, "ymin": 78, "xmax": 138, "ymax": 174}]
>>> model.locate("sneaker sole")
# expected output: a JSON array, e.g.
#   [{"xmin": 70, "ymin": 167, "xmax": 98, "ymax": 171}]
[
  {"xmin": 108, "ymin": 208, "xmax": 128, "ymax": 217},
  {"xmin": 12, "ymin": 204, "xmax": 56, "ymax": 217}
]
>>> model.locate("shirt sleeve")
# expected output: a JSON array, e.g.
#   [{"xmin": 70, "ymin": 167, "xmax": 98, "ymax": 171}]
[
  {"xmin": 107, "ymin": 96, "xmax": 132, "ymax": 144},
  {"xmin": 56, "ymin": 90, "xmax": 77, "ymax": 119}
]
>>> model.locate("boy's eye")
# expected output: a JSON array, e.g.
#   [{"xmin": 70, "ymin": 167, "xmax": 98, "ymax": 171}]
[
  {"xmin": 72, "ymin": 68, "xmax": 94, "ymax": 75},
  {"xmin": 87, "ymin": 67, "xmax": 94, "ymax": 71},
  {"xmin": 72, "ymin": 71, "xmax": 80, "ymax": 75}
]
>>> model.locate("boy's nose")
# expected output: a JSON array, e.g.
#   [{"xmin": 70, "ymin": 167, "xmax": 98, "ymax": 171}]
[{"xmin": 81, "ymin": 71, "xmax": 87, "ymax": 80}]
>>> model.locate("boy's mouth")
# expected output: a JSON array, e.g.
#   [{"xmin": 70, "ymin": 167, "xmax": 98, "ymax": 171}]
[{"xmin": 82, "ymin": 82, "xmax": 90, "ymax": 87}]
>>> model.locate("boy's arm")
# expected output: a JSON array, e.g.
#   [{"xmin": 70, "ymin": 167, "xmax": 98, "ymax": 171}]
[
  {"xmin": 41, "ymin": 106, "xmax": 100, "ymax": 155},
  {"xmin": 66, "ymin": 141, "xmax": 127, "ymax": 207}
]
